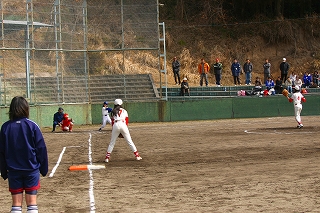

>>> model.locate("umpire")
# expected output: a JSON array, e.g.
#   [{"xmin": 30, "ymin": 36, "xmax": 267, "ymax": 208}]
[{"xmin": 52, "ymin": 107, "xmax": 64, "ymax": 132}]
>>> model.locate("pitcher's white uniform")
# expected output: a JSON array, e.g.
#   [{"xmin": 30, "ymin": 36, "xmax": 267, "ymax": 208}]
[
  {"xmin": 105, "ymin": 99, "xmax": 141, "ymax": 162},
  {"xmin": 289, "ymin": 86, "xmax": 306, "ymax": 128}
]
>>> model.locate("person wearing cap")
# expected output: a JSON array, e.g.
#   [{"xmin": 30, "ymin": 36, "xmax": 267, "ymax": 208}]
[
  {"xmin": 98, "ymin": 101, "xmax": 112, "ymax": 131},
  {"xmin": 52, "ymin": 107, "xmax": 64, "ymax": 132},
  {"xmin": 243, "ymin": 59, "xmax": 253, "ymax": 85},
  {"xmin": 213, "ymin": 58, "xmax": 223, "ymax": 86},
  {"xmin": 180, "ymin": 77, "xmax": 190, "ymax": 96},
  {"xmin": 288, "ymin": 85, "xmax": 306, "ymax": 129},
  {"xmin": 104, "ymin": 99, "xmax": 142, "ymax": 162},
  {"xmin": 280, "ymin": 57, "xmax": 290, "ymax": 83},
  {"xmin": 172, "ymin": 56, "xmax": 181, "ymax": 85}
]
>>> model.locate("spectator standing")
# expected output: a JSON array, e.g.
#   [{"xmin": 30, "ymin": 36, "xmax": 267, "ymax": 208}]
[
  {"xmin": 243, "ymin": 59, "xmax": 253, "ymax": 85},
  {"xmin": 280, "ymin": 58, "xmax": 290, "ymax": 83},
  {"xmin": 180, "ymin": 77, "xmax": 190, "ymax": 96},
  {"xmin": 172, "ymin": 57, "xmax": 181, "ymax": 85},
  {"xmin": 52, "ymin": 107, "xmax": 64, "ymax": 132},
  {"xmin": 263, "ymin": 59, "xmax": 271, "ymax": 84},
  {"xmin": 284, "ymin": 76, "xmax": 293, "ymax": 93},
  {"xmin": 213, "ymin": 58, "xmax": 223, "ymax": 86},
  {"xmin": 231, "ymin": 59, "xmax": 241, "ymax": 86},
  {"xmin": 312, "ymin": 71, "xmax": 319, "ymax": 87},
  {"xmin": 0, "ymin": 96, "xmax": 48, "ymax": 213},
  {"xmin": 198, "ymin": 58, "xmax": 210, "ymax": 87}
]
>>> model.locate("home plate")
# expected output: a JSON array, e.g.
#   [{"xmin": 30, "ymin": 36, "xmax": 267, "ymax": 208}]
[{"xmin": 68, "ymin": 164, "xmax": 105, "ymax": 171}]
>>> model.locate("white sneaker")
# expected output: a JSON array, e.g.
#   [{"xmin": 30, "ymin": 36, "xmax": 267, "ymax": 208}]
[
  {"xmin": 105, "ymin": 158, "xmax": 109, "ymax": 163},
  {"xmin": 299, "ymin": 124, "xmax": 303, "ymax": 129},
  {"xmin": 136, "ymin": 156, "xmax": 142, "ymax": 161}
]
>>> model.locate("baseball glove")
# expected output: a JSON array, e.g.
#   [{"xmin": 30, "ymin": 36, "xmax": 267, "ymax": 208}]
[{"xmin": 282, "ymin": 89, "xmax": 289, "ymax": 97}]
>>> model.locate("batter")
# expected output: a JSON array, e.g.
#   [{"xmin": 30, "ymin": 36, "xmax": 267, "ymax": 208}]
[
  {"xmin": 288, "ymin": 85, "xmax": 306, "ymax": 128},
  {"xmin": 98, "ymin": 101, "xmax": 112, "ymax": 131},
  {"xmin": 105, "ymin": 99, "xmax": 142, "ymax": 162}
]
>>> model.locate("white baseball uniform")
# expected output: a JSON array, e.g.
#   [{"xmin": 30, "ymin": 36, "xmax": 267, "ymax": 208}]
[
  {"xmin": 290, "ymin": 92, "xmax": 305, "ymax": 125},
  {"xmin": 106, "ymin": 107, "xmax": 138, "ymax": 154},
  {"xmin": 100, "ymin": 106, "xmax": 111, "ymax": 129}
]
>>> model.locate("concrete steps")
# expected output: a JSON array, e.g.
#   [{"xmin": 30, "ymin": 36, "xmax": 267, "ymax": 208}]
[{"xmin": 0, "ymin": 74, "xmax": 159, "ymax": 104}]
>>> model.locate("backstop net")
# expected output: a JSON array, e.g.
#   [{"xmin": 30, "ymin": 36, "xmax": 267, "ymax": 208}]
[{"xmin": 0, "ymin": 0, "xmax": 161, "ymax": 105}]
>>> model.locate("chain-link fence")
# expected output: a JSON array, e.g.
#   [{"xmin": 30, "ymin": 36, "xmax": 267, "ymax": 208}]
[{"xmin": 0, "ymin": 0, "xmax": 162, "ymax": 105}]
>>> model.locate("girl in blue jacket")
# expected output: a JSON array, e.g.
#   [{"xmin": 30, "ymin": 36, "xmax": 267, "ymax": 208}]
[{"xmin": 0, "ymin": 96, "xmax": 48, "ymax": 213}]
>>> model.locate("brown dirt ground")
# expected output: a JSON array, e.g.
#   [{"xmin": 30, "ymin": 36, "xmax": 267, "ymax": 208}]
[{"xmin": 1, "ymin": 116, "xmax": 320, "ymax": 213}]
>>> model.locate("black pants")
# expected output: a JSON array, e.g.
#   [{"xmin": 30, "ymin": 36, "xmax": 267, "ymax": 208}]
[
  {"xmin": 181, "ymin": 88, "xmax": 190, "ymax": 96},
  {"xmin": 215, "ymin": 74, "xmax": 221, "ymax": 85},
  {"xmin": 233, "ymin": 76, "xmax": 240, "ymax": 85},
  {"xmin": 281, "ymin": 73, "xmax": 287, "ymax": 83}
]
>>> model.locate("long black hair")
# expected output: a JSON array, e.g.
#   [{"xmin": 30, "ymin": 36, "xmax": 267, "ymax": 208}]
[
  {"xmin": 111, "ymin": 104, "xmax": 122, "ymax": 117},
  {"xmin": 9, "ymin": 96, "xmax": 29, "ymax": 120}
]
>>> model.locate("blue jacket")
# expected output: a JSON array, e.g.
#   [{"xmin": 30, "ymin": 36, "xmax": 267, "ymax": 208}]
[
  {"xmin": 231, "ymin": 62, "xmax": 241, "ymax": 76},
  {"xmin": 265, "ymin": 79, "xmax": 275, "ymax": 90},
  {"xmin": 0, "ymin": 117, "xmax": 48, "ymax": 180},
  {"xmin": 53, "ymin": 111, "xmax": 64, "ymax": 123}
]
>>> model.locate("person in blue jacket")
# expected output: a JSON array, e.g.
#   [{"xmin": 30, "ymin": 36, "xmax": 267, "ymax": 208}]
[
  {"xmin": 52, "ymin": 107, "xmax": 64, "ymax": 132},
  {"xmin": 0, "ymin": 96, "xmax": 48, "ymax": 213},
  {"xmin": 231, "ymin": 58, "xmax": 242, "ymax": 85}
]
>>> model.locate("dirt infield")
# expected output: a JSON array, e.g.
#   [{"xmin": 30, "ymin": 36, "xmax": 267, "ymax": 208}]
[{"xmin": 1, "ymin": 116, "xmax": 320, "ymax": 213}]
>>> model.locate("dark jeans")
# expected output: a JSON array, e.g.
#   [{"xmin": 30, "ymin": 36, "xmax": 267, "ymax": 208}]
[
  {"xmin": 200, "ymin": 73, "xmax": 208, "ymax": 86},
  {"xmin": 174, "ymin": 71, "xmax": 181, "ymax": 84}
]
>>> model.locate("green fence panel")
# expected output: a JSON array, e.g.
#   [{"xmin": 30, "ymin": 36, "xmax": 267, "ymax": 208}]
[
  {"xmin": 1, "ymin": 95, "xmax": 319, "ymax": 128},
  {"xmin": 126, "ymin": 101, "xmax": 163, "ymax": 122},
  {"xmin": 169, "ymin": 98, "xmax": 233, "ymax": 121}
]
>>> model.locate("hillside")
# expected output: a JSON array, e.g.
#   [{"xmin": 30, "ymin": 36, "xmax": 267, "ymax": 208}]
[
  {"xmin": 162, "ymin": 18, "xmax": 320, "ymax": 87},
  {"xmin": 2, "ymin": 1, "xmax": 320, "ymax": 89}
]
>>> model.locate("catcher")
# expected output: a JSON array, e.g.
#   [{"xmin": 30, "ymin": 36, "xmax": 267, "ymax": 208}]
[
  {"xmin": 283, "ymin": 86, "xmax": 306, "ymax": 128},
  {"xmin": 61, "ymin": 113, "xmax": 74, "ymax": 132}
]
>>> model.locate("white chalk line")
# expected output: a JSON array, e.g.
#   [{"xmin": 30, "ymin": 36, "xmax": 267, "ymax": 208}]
[
  {"xmin": 48, "ymin": 133, "xmax": 97, "ymax": 212},
  {"xmin": 244, "ymin": 130, "xmax": 313, "ymax": 134},
  {"xmin": 48, "ymin": 146, "xmax": 81, "ymax": 178},
  {"xmin": 87, "ymin": 133, "xmax": 97, "ymax": 213}
]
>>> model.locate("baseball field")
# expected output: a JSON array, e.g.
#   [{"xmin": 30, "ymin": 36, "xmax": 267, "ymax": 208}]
[{"xmin": 0, "ymin": 116, "xmax": 320, "ymax": 212}]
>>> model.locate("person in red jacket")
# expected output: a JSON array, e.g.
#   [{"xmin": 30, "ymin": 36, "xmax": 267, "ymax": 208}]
[
  {"xmin": 198, "ymin": 58, "xmax": 210, "ymax": 87},
  {"xmin": 61, "ymin": 113, "xmax": 74, "ymax": 132}
]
